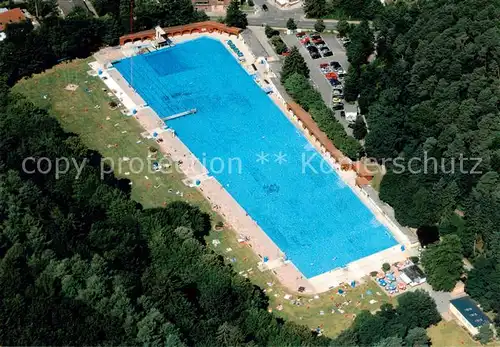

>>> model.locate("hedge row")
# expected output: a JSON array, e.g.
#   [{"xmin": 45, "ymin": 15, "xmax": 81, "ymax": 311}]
[{"xmin": 283, "ymin": 72, "xmax": 362, "ymax": 159}]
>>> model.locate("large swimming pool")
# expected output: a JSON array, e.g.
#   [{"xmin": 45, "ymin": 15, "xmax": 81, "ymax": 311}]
[{"xmin": 114, "ymin": 37, "xmax": 397, "ymax": 278}]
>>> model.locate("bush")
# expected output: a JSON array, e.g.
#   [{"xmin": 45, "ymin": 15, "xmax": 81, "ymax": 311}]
[
  {"xmin": 248, "ymin": 0, "xmax": 254, "ymax": 6},
  {"xmin": 410, "ymin": 256, "xmax": 419, "ymax": 264},
  {"xmin": 314, "ymin": 19, "xmax": 326, "ymax": 33},
  {"xmin": 265, "ymin": 25, "xmax": 279, "ymax": 38},
  {"xmin": 382, "ymin": 263, "xmax": 391, "ymax": 272},
  {"xmin": 282, "ymin": 72, "xmax": 362, "ymax": 159},
  {"xmin": 349, "ymin": 115, "xmax": 367, "ymax": 140},
  {"xmin": 370, "ymin": 271, "xmax": 379, "ymax": 277},
  {"xmin": 270, "ymin": 36, "xmax": 287, "ymax": 55},
  {"xmin": 286, "ymin": 18, "xmax": 297, "ymax": 31},
  {"xmin": 476, "ymin": 325, "xmax": 493, "ymax": 345}
]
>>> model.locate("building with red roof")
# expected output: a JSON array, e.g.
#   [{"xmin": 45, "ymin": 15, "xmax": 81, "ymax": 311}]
[{"xmin": 0, "ymin": 8, "xmax": 26, "ymax": 32}]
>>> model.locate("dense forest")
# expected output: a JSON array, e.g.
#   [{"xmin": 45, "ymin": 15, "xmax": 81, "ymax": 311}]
[
  {"xmin": 345, "ymin": 0, "xmax": 500, "ymax": 329},
  {"xmin": 0, "ymin": 80, "xmax": 333, "ymax": 344},
  {"xmin": 303, "ymin": 0, "xmax": 383, "ymax": 20}
]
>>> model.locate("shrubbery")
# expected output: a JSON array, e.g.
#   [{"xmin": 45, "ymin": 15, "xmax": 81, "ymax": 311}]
[{"xmin": 283, "ymin": 72, "xmax": 362, "ymax": 159}]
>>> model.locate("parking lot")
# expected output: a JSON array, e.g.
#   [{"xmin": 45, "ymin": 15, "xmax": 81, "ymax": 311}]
[{"xmin": 281, "ymin": 32, "xmax": 356, "ymax": 135}]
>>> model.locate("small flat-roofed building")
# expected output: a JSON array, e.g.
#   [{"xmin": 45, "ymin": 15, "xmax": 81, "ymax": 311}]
[
  {"xmin": 400, "ymin": 264, "xmax": 426, "ymax": 286},
  {"xmin": 449, "ymin": 296, "xmax": 490, "ymax": 336}
]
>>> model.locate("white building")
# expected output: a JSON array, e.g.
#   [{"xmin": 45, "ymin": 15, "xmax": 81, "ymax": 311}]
[{"xmin": 449, "ymin": 296, "xmax": 490, "ymax": 336}]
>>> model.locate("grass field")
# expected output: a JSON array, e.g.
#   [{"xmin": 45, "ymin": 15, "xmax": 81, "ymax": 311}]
[
  {"xmin": 14, "ymin": 57, "xmax": 470, "ymax": 341},
  {"xmin": 428, "ymin": 321, "xmax": 480, "ymax": 347}
]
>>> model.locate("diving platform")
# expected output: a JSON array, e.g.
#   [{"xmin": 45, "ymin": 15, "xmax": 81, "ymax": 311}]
[{"xmin": 164, "ymin": 109, "xmax": 197, "ymax": 121}]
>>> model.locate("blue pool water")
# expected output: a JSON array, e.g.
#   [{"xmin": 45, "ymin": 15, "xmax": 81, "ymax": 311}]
[{"xmin": 114, "ymin": 37, "xmax": 397, "ymax": 278}]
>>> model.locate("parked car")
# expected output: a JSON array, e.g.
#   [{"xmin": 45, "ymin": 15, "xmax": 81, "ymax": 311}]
[
  {"xmin": 332, "ymin": 103, "xmax": 344, "ymax": 110},
  {"xmin": 300, "ymin": 37, "xmax": 310, "ymax": 44},
  {"xmin": 317, "ymin": 44, "xmax": 328, "ymax": 50},
  {"xmin": 333, "ymin": 89, "xmax": 343, "ymax": 97},
  {"xmin": 262, "ymin": 4, "xmax": 268, "ymax": 11},
  {"xmin": 332, "ymin": 97, "xmax": 343, "ymax": 104},
  {"xmin": 330, "ymin": 61, "xmax": 342, "ymax": 70},
  {"xmin": 306, "ymin": 45, "xmax": 319, "ymax": 53},
  {"xmin": 322, "ymin": 50, "xmax": 333, "ymax": 57},
  {"xmin": 340, "ymin": 111, "xmax": 346, "ymax": 118},
  {"xmin": 313, "ymin": 39, "xmax": 325, "ymax": 45},
  {"xmin": 310, "ymin": 51, "xmax": 321, "ymax": 59},
  {"xmin": 296, "ymin": 32, "xmax": 306, "ymax": 38},
  {"xmin": 330, "ymin": 79, "xmax": 341, "ymax": 86},
  {"xmin": 319, "ymin": 63, "xmax": 331, "ymax": 73}
]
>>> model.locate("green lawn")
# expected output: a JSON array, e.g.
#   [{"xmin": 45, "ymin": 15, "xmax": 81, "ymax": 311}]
[
  {"xmin": 428, "ymin": 321, "xmax": 480, "ymax": 347},
  {"xmin": 14, "ymin": 57, "xmax": 415, "ymax": 338}
]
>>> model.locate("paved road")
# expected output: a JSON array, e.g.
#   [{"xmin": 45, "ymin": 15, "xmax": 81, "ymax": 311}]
[{"xmin": 248, "ymin": 16, "xmax": 342, "ymax": 30}]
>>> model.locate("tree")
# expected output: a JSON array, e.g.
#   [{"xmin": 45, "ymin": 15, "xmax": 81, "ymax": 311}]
[
  {"xmin": 421, "ymin": 235, "xmax": 463, "ymax": 291},
  {"xmin": 374, "ymin": 336, "xmax": 404, "ymax": 347},
  {"xmin": 396, "ymin": 290, "xmax": 441, "ymax": 332},
  {"xmin": 476, "ymin": 324, "xmax": 493, "ymax": 345},
  {"xmin": 270, "ymin": 36, "xmax": 287, "ymax": 55},
  {"xmin": 346, "ymin": 20, "xmax": 374, "ymax": 68},
  {"xmin": 224, "ymin": 0, "xmax": 248, "ymax": 29},
  {"xmin": 314, "ymin": 19, "xmax": 326, "ymax": 33},
  {"xmin": 303, "ymin": 0, "xmax": 326, "ymax": 18},
  {"xmin": 27, "ymin": 0, "xmax": 59, "ymax": 18},
  {"xmin": 405, "ymin": 327, "xmax": 430, "ymax": 346},
  {"xmin": 281, "ymin": 46, "xmax": 309, "ymax": 82},
  {"xmin": 67, "ymin": 6, "xmax": 92, "ymax": 19},
  {"xmin": 248, "ymin": 0, "xmax": 254, "ymax": 6},
  {"xmin": 216, "ymin": 322, "xmax": 245, "ymax": 346},
  {"xmin": 337, "ymin": 19, "xmax": 351, "ymax": 37},
  {"xmin": 350, "ymin": 115, "xmax": 367, "ymax": 140},
  {"xmin": 466, "ymin": 257, "xmax": 500, "ymax": 312},
  {"xmin": 286, "ymin": 18, "xmax": 297, "ymax": 31},
  {"xmin": 265, "ymin": 25, "xmax": 279, "ymax": 38}
]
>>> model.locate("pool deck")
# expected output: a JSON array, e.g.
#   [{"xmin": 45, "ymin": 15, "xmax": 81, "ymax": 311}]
[{"xmin": 91, "ymin": 32, "xmax": 413, "ymax": 294}]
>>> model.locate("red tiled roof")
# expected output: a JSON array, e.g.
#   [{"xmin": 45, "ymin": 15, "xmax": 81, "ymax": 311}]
[
  {"xmin": 287, "ymin": 101, "xmax": 351, "ymax": 166},
  {"xmin": 353, "ymin": 161, "xmax": 374, "ymax": 179},
  {"xmin": 0, "ymin": 8, "xmax": 26, "ymax": 31},
  {"xmin": 355, "ymin": 176, "xmax": 370, "ymax": 187}
]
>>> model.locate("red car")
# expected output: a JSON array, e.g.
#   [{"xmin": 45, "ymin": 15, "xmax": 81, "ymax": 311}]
[
  {"xmin": 300, "ymin": 37, "xmax": 310, "ymax": 44},
  {"xmin": 296, "ymin": 32, "xmax": 306, "ymax": 38}
]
